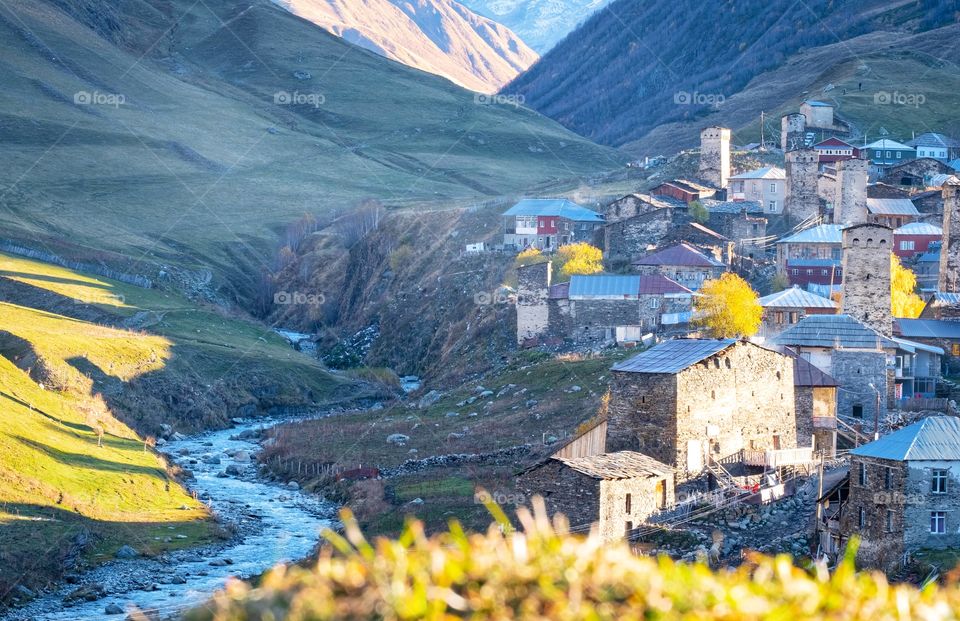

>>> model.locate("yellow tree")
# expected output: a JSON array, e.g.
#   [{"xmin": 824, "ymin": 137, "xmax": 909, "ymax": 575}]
[
  {"xmin": 514, "ymin": 247, "xmax": 547, "ymax": 268},
  {"xmin": 694, "ymin": 273, "xmax": 763, "ymax": 338},
  {"xmin": 555, "ymin": 242, "xmax": 603, "ymax": 281},
  {"xmin": 891, "ymin": 254, "xmax": 925, "ymax": 319}
]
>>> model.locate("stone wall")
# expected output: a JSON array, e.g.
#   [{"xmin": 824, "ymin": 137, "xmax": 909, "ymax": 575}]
[
  {"xmin": 841, "ymin": 223, "xmax": 893, "ymax": 336},
  {"xmin": 785, "ymin": 149, "xmax": 821, "ymax": 224},
  {"xmin": 606, "ymin": 373, "xmax": 678, "ymax": 458},
  {"xmin": 818, "ymin": 172, "xmax": 837, "ymax": 212},
  {"xmin": 781, "ymin": 113, "xmax": 806, "ymax": 152},
  {"xmin": 599, "ymin": 475, "xmax": 674, "ymax": 542},
  {"xmin": 515, "ymin": 460, "xmax": 600, "ymax": 533},
  {"xmin": 903, "ymin": 460, "xmax": 960, "ymax": 560},
  {"xmin": 605, "ymin": 195, "xmax": 663, "ymax": 224},
  {"xmin": 516, "ymin": 262, "xmax": 551, "ymax": 344},
  {"xmin": 939, "ymin": 183, "xmax": 960, "ymax": 292},
  {"xmin": 699, "ymin": 127, "xmax": 731, "ymax": 189},
  {"xmin": 842, "ymin": 455, "xmax": 907, "ymax": 569},
  {"xmin": 834, "ymin": 158, "xmax": 869, "ymax": 225},
  {"xmin": 634, "ymin": 264, "xmax": 724, "ymax": 292},
  {"xmin": 832, "ymin": 349, "xmax": 888, "ymax": 423},
  {"xmin": 604, "ymin": 209, "xmax": 673, "ymax": 262}
]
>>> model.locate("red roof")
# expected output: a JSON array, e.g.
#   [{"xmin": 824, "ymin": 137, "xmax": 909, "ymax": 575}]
[
  {"xmin": 638, "ymin": 274, "xmax": 692, "ymax": 295},
  {"xmin": 632, "ymin": 243, "xmax": 724, "ymax": 268},
  {"xmin": 814, "ymin": 137, "xmax": 856, "ymax": 149}
]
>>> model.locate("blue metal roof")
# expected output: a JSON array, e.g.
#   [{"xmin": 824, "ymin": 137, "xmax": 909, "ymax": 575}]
[
  {"xmin": 787, "ymin": 259, "xmax": 840, "ymax": 267},
  {"xmin": 759, "ymin": 286, "xmax": 837, "ymax": 309},
  {"xmin": 779, "ymin": 224, "xmax": 843, "ymax": 245},
  {"xmin": 772, "ymin": 314, "xmax": 897, "ymax": 349},
  {"xmin": 897, "ymin": 318, "xmax": 960, "ymax": 339},
  {"xmin": 895, "ymin": 222, "xmax": 942, "ymax": 236},
  {"xmin": 851, "ymin": 417, "xmax": 960, "ymax": 461},
  {"xmin": 611, "ymin": 339, "xmax": 737, "ymax": 374},
  {"xmin": 729, "ymin": 167, "xmax": 785, "ymax": 180},
  {"xmin": 568, "ymin": 275, "xmax": 641, "ymax": 298},
  {"xmin": 503, "ymin": 199, "xmax": 604, "ymax": 222},
  {"xmin": 934, "ymin": 292, "xmax": 960, "ymax": 304},
  {"xmin": 866, "ymin": 198, "xmax": 920, "ymax": 216}
]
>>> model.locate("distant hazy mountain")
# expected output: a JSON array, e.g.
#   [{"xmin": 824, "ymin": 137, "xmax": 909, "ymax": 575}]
[
  {"xmin": 457, "ymin": 0, "xmax": 613, "ymax": 53},
  {"xmin": 273, "ymin": 0, "xmax": 538, "ymax": 92}
]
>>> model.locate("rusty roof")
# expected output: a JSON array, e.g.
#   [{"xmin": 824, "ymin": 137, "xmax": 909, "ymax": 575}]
[{"xmin": 555, "ymin": 451, "xmax": 672, "ymax": 479}]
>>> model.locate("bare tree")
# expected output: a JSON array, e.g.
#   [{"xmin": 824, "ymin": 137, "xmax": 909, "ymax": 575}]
[{"xmin": 334, "ymin": 199, "xmax": 384, "ymax": 248}]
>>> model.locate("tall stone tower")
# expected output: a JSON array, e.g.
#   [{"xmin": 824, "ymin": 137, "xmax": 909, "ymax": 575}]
[
  {"xmin": 841, "ymin": 223, "xmax": 893, "ymax": 336},
  {"xmin": 834, "ymin": 158, "xmax": 869, "ymax": 225},
  {"xmin": 938, "ymin": 180, "xmax": 960, "ymax": 292},
  {"xmin": 784, "ymin": 148, "xmax": 820, "ymax": 224},
  {"xmin": 516, "ymin": 261, "xmax": 552, "ymax": 344},
  {"xmin": 781, "ymin": 113, "xmax": 806, "ymax": 152},
  {"xmin": 699, "ymin": 126, "xmax": 731, "ymax": 189}
]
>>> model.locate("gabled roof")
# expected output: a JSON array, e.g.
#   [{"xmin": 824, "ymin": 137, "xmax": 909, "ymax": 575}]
[
  {"xmin": 895, "ymin": 222, "xmax": 942, "ymax": 236},
  {"xmin": 701, "ymin": 199, "xmax": 764, "ymax": 214},
  {"xmin": 729, "ymin": 167, "xmax": 785, "ymax": 180},
  {"xmin": 897, "ymin": 318, "xmax": 960, "ymax": 339},
  {"xmin": 632, "ymin": 243, "xmax": 725, "ymax": 268},
  {"xmin": 906, "ymin": 132, "xmax": 960, "ymax": 149},
  {"xmin": 687, "ymin": 222, "xmax": 729, "ymax": 241},
  {"xmin": 772, "ymin": 314, "xmax": 898, "ymax": 349},
  {"xmin": 815, "ymin": 137, "xmax": 856, "ymax": 149},
  {"xmin": 503, "ymin": 199, "xmax": 604, "ymax": 222},
  {"xmin": 759, "ymin": 286, "xmax": 838, "ymax": 310},
  {"xmin": 865, "ymin": 138, "xmax": 915, "ymax": 151},
  {"xmin": 555, "ymin": 451, "xmax": 673, "ymax": 480},
  {"xmin": 950, "ymin": 159, "xmax": 960, "ymax": 172},
  {"xmin": 866, "ymin": 198, "xmax": 920, "ymax": 216},
  {"xmin": 932, "ymin": 291, "xmax": 960, "ymax": 305},
  {"xmin": 929, "ymin": 174, "xmax": 960, "ymax": 188},
  {"xmin": 851, "ymin": 416, "xmax": 960, "ymax": 461},
  {"xmin": 611, "ymin": 338, "xmax": 738, "ymax": 374},
  {"xmin": 778, "ymin": 224, "xmax": 844, "ymax": 245},
  {"xmin": 566, "ymin": 274, "xmax": 691, "ymax": 299},
  {"xmin": 654, "ymin": 179, "xmax": 717, "ymax": 193},
  {"xmin": 892, "ymin": 337, "xmax": 944, "ymax": 356}
]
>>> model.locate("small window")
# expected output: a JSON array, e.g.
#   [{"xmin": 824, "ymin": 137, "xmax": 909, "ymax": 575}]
[
  {"xmin": 931, "ymin": 511, "xmax": 946, "ymax": 534},
  {"xmin": 853, "ymin": 404, "xmax": 864, "ymax": 419},
  {"xmin": 884, "ymin": 467, "xmax": 892, "ymax": 490},
  {"xmin": 859, "ymin": 507, "xmax": 866, "ymax": 529},
  {"xmin": 900, "ymin": 240, "xmax": 915, "ymax": 251},
  {"xmin": 933, "ymin": 469, "xmax": 949, "ymax": 494},
  {"xmin": 625, "ymin": 493, "xmax": 632, "ymax": 514},
  {"xmin": 886, "ymin": 510, "xmax": 895, "ymax": 533},
  {"xmin": 649, "ymin": 298, "xmax": 660, "ymax": 309},
  {"xmin": 858, "ymin": 462, "xmax": 867, "ymax": 485},
  {"xmin": 625, "ymin": 521, "xmax": 633, "ymax": 537},
  {"xmin": 770, "ymin": 183, "xmax": 778, "ymax": 193},
  {"xmin": 725, "ymin": 358, "xmax": 731, "ymax": 369}
]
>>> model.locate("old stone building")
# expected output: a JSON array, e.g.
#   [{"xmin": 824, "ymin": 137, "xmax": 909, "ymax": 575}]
[
  {"xmin": 516, "ymin": 261, "xmax": 552, "ymax": 344},
  {"xmin": 781, "ymin": 113, "xmax": 807, "ymax": 152},
  {"xmin": 606, "ymin": 339, "xmax": 798, "ymax": 480},
  {"xmin": 632, "ymin": 243, "xmax": 727, "ymax": 291},
  {"xmin": 866, "ymin": 198, "xmax": 920, "ymax": 229},
  {"xmin": 515, "ymin": 451, "xmax": 674, "ymax": 542},
  {"xmin": 841, "ymin": 223, "xmax": 893, "ymax": 336},
  {"xmin": 603, "ymin": 193, "xmax": 682, "ymax": 224},
  {"xmin": 701, "ymin": 201, "xmax": 767, "ymax": 256},
  {"xmin": 699, "ymin": 126, "xmax": 731, "ymax": 189},
  {"xmin": 785, "ymin": 149, "xmax": 821, "ymax": 224},
  {"xmin": 841, "ymin": 417, "xmax": 960, "ymax": 570},
  {"xmin": 878, "ymin": 158, "xmax": 955, "ymax": 189},
  {"xmin": 779, "ymin": 347, "xmax": 839, "ymax": 456},
  {"xmin": 938, "ymin": 180, "xmax": 960, "ymax": 292},
  {"xmin": 834, "ymin": 158, "xmax": 869, "ymax": 225}
]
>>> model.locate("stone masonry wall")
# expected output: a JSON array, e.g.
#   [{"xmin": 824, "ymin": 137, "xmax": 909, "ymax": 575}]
[
  {"xmin": 832, "ymin": 349, "xmax": 888, "ymax": 424},
  {"xmin": 781, "ymin": 113, "xmax": 806, "ymax": 152},
  {"xmin": 785, "ymin": 149, "xmax": 821, "ymax": 224},
  {"xmin": 903, "ymin": 461, "xmax": 960, "ymax": 560},
  {"xmin": 516, "ymin": 460, "xmax": 600, "ymax": 533},
  {"xmin": 699, "ymin": 127, "xmax": 731, "ymax": 189},
  {"xmin": 604, "ymin": 209, "xmax": 673, "ymax": 262},
  {"xmin": 516, "ymin": 262, "xmax": 551, "ymax": 343},
  {"xmin": 939, "ymin": 182, "xmax": 960, "ymax": 292},
  {"xmin": 599, "ymin": 475, "xmax": 674, "ymax": 542},
  {"xmin": 842, "ymin": 455, "xmax": 908, "ymax": 569},
  {"xmin": 606, "ymin": 373, "xmax": 678, "ymax": 459},
  {"xmin": 834, "ymin": 158, "xmax": 869, "ymax": 225},
  {"xmin": 841, "ymin": 223, "xmax": 893, "ymax": 336}
]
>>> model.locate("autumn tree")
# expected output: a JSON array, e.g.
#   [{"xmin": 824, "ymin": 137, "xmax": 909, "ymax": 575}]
[
  {"xmin": 891, "ymin": 254, "xmax": 925, "ymax": 319},
  {"xmin": 514, "ymin": 247, "xmax": 547, "ymax": 268},
  {"xmin": 555, "ymin": 242, "xmax": 603, "ymax": 281},
  {"xmin": 694, "ymin": 273, "xmax": 763, "ymax": 338}
]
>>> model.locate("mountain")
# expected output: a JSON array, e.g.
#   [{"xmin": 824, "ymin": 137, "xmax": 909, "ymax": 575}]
[
  {"xmin": 507, "ymin": 0, "xmax": 960, "ymax": 154},
  {"xmin": 0, "ymin": 0, "xmax": 622, "ymax": 301},
  {"xmin": 271, "ymin": 0, "xmax": 538, "ymax": 93},
  {"xmin": 458, "ymin": 0, "xmax": 613, "ymax": 53}
]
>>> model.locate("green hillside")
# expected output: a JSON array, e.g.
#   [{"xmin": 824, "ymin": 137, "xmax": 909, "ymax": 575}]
[{"xmin": 0, "ymin": 0, "xmax": 623, "ymax": 298}]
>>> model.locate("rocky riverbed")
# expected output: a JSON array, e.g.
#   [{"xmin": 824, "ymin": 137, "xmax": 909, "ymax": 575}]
[{"xmin": 3, "ymin": 420, "xmax": 337, "ymax": 621}]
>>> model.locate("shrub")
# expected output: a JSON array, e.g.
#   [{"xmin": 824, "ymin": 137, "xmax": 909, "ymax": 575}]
[{"xmin": 184, "ymin": 501, "xmax": 960, "ymax": 621}]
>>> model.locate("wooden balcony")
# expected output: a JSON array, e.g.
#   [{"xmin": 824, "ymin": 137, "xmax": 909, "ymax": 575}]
[
  {"xmin": 743, "ymin": 447, "xmax": 814, "ymax": 468},
  {"xmin": 813, "ymin": 416, "xmax": 837, "ymax": 430}
]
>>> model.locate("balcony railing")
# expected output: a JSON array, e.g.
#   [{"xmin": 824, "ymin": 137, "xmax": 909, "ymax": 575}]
[{"xmin": 743, "ymin": 447, "xmax": 815, "ymax": 468}]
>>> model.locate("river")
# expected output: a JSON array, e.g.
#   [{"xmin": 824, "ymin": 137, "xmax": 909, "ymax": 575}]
[{"xmin": 4, "ymin": 419, "xmax": 336, "ymax": 621}]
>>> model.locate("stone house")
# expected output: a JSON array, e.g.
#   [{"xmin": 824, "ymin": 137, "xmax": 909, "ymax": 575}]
[
  {"xmin": 701, "ymin": 200, "xmax": 768, "ymax": 255},
  {"xmin": 790, "ymin": 351, "xmax": 839, "ymax": 457},
  {"xmin": 906, "ymin": 133, "xmax": 960, "ymax": 162},
  {"xmin": 866, "ymin": 198, "xmax": 920, "ymax": 229},
  {"xmin": 896, "ymin": 318, "xmax": 960, "ymax": 374},
  {"xmin": 801, "ymin": 100, "xmax": 835, "ymax": 129},
  {"xmin": 606, "ymin": 339, "xmax": 800, "ymax": 480},
  {"xmin": 878, "ymin": 158, "xmax": 953, "ymax": 188},
  {"xmin": 757, "ymin": 285, "xmax": 838, "ymax": 338},
  {"xmin": 502, "ymin": 199, "xmax": 604, "ymax": 250},
  {"xmin": 840, "ymin": 417, "xmax": 960, "ymax": 570},
  {"xmin": 728, "ymin": 167, "xmax": 786, "ymax": 214},
  {"xmin": 632, "ymin": 243, "xmax": 726, "ymax": 291},
  {"xmin": 776, "ymin": 224, "xmax": 843, "ymax": 287},
  {"xmin": 603, "ymin": 193, "xmax": 683, "ymax": 224},
  {"xmin": 515, "ymin": 451, "xmax": 674, "ymax": 542},
  {"xmin": 650, "ymin": 179, "xmax": 719, "ymax": 204}
]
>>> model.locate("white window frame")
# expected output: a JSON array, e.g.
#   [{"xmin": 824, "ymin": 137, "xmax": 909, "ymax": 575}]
[
  {"xmin": 932, "ymin": 469, "xmax": 949, "ymax": 494},
  {"xmin": 931, "ymin": 511, "xmax": 947, "ymax": 534}
]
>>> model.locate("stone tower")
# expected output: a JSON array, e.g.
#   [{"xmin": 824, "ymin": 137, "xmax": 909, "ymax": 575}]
[
  {"xmin": 516, "ymin": 261, "xmax": 551, "ymax": 344},
  {"xmin": 781, "ymin": 113, "xmax": 806, "ymax": 152},
  {"xmin": 834, "ymin": 158, "xmax": 869, "ymax": 225},
  {"xmin": 841, "ymin": 223, "xmax": 893, "ymax": 336},
  {"xmin": 784, "ymin": 148, "xmax": 820, "ymax": 224},
  {"xmin": 938, "ymin": 180, "xmax": 960, "ymax": 292},
  {"xmin": 699, "ymin": 126, "xmax": 731, "ymax": 189}
]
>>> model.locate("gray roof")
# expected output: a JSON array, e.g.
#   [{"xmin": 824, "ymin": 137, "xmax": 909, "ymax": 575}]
[
  {"xmin": 759, "ymin": 286, "xmax": 838, "ymax": 310},
  {"xmin": 892, "ymin": 337, "xmax": 944, "ymax": 356},
  {"xmin": 895, "ymin": 222, "xmax": 942, "ymax": 236},
  {"xmin": 772, "ymin": 314, "xmax": 897, "ymax": 349},
  {"xmin": 851, "ymin": 416, "xmax": 960, "ymax": 461},
  {"xmin": 779, "ymin": 224, "xmax": 843, "ymax": 245},
  {"xmin": 555, "ymin": 451, "xmax": 672, "ymax": 479},
  {"xmin": 611, "ymin": 339, "xmax": 737, "ymax": 374},
  {"xmin": 504, "ymin": 199, "xmax": 604, "ymax": 222},
  {"xmin": 702, "ymin": 199, "xmax": 764, "ymax": 214},
  {"xmin": 729, "ymin": 167, "xmax": 785, "ymax": 180},
  {"xmin": 866, "ymin": 198, "xmax": 920, "ymax": 216},
  {"xmin": 804, "ymin": 100, "xmax": 832, "ymax": 108},
  {"xmin": 567, "ymin": 274, "xmax": 691, "ymax": 299},
  {"xmin": 897, "ymin": 318, "xmax": 960, "ymax": 339},
  {"xmin": 906, "ymin": 132, "xmax": 960, "ymax": 149},
  {"xmin": 865, "ymin": 138, "xmax": 915, "ymax": 151}
]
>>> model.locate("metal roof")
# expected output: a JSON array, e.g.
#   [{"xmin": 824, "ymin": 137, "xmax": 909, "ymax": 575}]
[
  {"xmin": 729, "ymin": 167, "xmax": 785, "ymax": 180},
  {"xmin": 866, "ymin": 198, "xmax": 920, "ymax": 216},
  {"xmin": 778, "ymin": 224, "xmax": 843, "ymax": 245},
  {"xmin": 851, "ymin": 416, "xmax": 960, "ymax": 461},
  {"xmin": 892, "ymin": 337, "xmax": 944, "ymax": 356},
  {"xmin": 611, "ymin": 338, "xmax": 737, "ymax": 374},
  {"xmin": 897, "ymin": 318, "xmax": 960, "ymax": 339},
  {"xmin": 865, "ymin": 138, "xmax": 915, "ymax": 151},
  {"xmin": 934, "ymin": 291, "xmax": 960, "ymax": 305},
  {"xmin": 759, "ymin": 286, "xmax": 838, "ymax": 309},
  {"xmin": 928, "ymin": 174, "xmax": 960, "ymax": 188},
  {"xmin": 895, "ymin": 222, "xmax": 942, "ymax": 236},
  {"xmin": 633, "ymin": 243, "xmax": 725, "ymax": 268},
  {"xmin": 701, "ymin": 199, "xmax": 764, "ymax": 214},
  {"xmin": 771, "ymin": 314, "xmax": 898, "ymax": 350},
  {"xmin": 804, "ymin": 100, "xmax": 832, "ymax": 107},
  {"xmin": 555, "ymin": 451, "xmax": 673, "ymax": 480},
  {"xmin": 906, "ymin": 132, "xmax": 960, "ymax": 149},
  {"xmin": 565, "ymin": 274, "xmax": 691, "ymax": 299},
  {"xmin": 503, "ymin": 199, "xmax": 604, "ymax": 222},
  {"xmin": 950, "ymin": 159, "xmax": 960, "ymax": 172},
  {"xmin": 807, "ymin": 284, "xmax": 841, "ymax": 299},
  {"xmin": 786, "ymin": 258, "xmax": 840, "ymax": 267}
]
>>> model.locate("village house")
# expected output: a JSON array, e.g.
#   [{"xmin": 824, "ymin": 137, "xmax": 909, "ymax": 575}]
[
  {"xmin": 515, "ymin": 264, "xmax": 694, "ymax": 346},
  {"xmin": 650, "ymin": 179, "xmax": 720, "ymax": 204},
  {"xmin": 878, "ymin": 158, "xmax": 954, "ymax": 189},
  {"xmin": 605, "ymin": 339, "xmax": 802, "ymax": 480},
  {"xmin": 864, "ymin": 139, "xmax": 916, "ymax": 174},
  {"xmin": 801, "ymin": 100, "xmax": 836, "ymax": 129},
  {"xmin": 701, "ymin": 200, "xmax": 767, "ymax": 256},
  {"xmin": 866, "ymin": 198, "xmax": 920, "ymax": 229},
  {"xmin": 915, "ymin": 244, "xmax": 942, "ymax": 290},
  {"xmin": 911, "ymin": 189, "xmax": 945, "ymax": 215},
  {"xmin": 839, "ymin": 417, "xmax": 960, "ymax": 570},
  {"xmin": 603, "ymin": 193, "xmax": 683, "ymax": 224},
  {"xmin": 502, "ymin": 199, "xmax": 604, "ymax": 251},
  {"xmin": 632, "ymin": 243, "xmax": 727, "ymax": 291},
  {"xmin": 920, "ymin": 291, "xmax": 960, "ymax": 321},
  {"xmin": 776, "ymin": 224, "xmax": 843, "ymax": 287},
  {"xmin": 814, "ymin": 137, "xmax": 861, "ymax": 165},
  {"xmin": 785, "ymin": 349, "xmax": 839, "ymax": 457},
  {"xmin": 893, "ymin": 222, "xmax": 941, "ymax": 258},
  {"xmin": 758, "ymin": 286, "xmax": 838, "ymax": 338},
  {"xmin": 896, "ymin": 318, "xmax": 960, "ymax": 374},
  {"xmin": 907, "ymin": 132, "xmax": 960, "ymax": 162},
  {"xmin": 728, "ymin": 167, "xmax": 786, "ymax": 214},
  {"xmin": 515, "ymin": 451, "xmax": 674, "ymax": 542}
]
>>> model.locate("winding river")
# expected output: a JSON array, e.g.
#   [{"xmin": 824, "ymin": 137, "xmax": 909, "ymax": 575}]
[{"xmin": 5, "ymin": 419, "xmax": 335, "ymax": 621}]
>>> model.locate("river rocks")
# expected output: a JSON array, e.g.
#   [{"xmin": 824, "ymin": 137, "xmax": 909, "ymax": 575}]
[
  {"xmin": 65, "ymin": 583, "xmax": 106, "ymax": 602},
  {"xmin": 224, "ymin": 465, "xmax": 242, "ymax": 476},
  {"xmin": 115, "ymin": 545, "xmax": 139, "ymax": 559},
  {"xmin": 286, "ymin": 481, "xmax": 300, "ymax": 490},
  {"xmin": 202, "ymin": 455, "xmax": 221, "ymax": 465},
  {"xmin": 13, "ymin": 585, "xmax": 35, "ymax": 599},
  {"xmin": 386, "ymin": 433, "xmax": 410, "ymax": 446},
  {"xmin": 105, "ymin": 603, "xmax": 125, "ymax": 615},
  {"xmin": 233, "ymin": 450, "xmax": 251, "ymax": 463},
  {"xmin": 170, "ymin": 575, "xmax": 187, "ymax": 584}
]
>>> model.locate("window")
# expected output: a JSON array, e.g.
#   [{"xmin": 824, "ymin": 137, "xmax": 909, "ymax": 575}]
[
  {"xmin": 897, "ymin": 151, "xmax": 902, "ymax": 159},
  {"xmin": 884, "ymin": 467, "xmax": 892, "ymax": 490},
  {"xmin": 768, "ymin": 200, "xmax": 778, "ymax": 213},
  {"xmin": 933, "ymin": 469, "xmax": 949, "ymax": 494},
  {"xmin": 858, "ymin": 462, "xmax": 867, "ymax": 485},
  {"xmin": 886, "ymin": 510, "xmax": 895, "ymax": 533},
  {"xmin": 792, "ymin": 269, "xmax": 799, "ymax": 276},
  {"xmin": 853, "ymin": 404, "xmax": 864, "ymax": 419},
  {"xmin": 858, "ymin": 507, "xmax": 866, "ymax": 529},
  {"xmin": 625, "ymin": 521, "xmax": 633, "ymax": 537},
  {"xmin": 900, "ymin": 240, "xmax": 915, "ymax": 251},
  {"xmin": 649, "ymin": 298, "xmax": 660, "ymax": 309},
  {"xmin": 931, "ymin": 511, "xmax": 946, "ymax": 534},
  {"xmin": 770, "ymin": 183, "xmax": 778, "ymax": 193},
  {"xmin": 875, "ymin": 150, "xmax": 882, "ymax": 158},
  {"xmin": 625, "ymin": 493, "xmax": 632, "ymax": 514},
  {"xmin": 886, "ymin": 150, "xmax": 892, "ymax": 159}
]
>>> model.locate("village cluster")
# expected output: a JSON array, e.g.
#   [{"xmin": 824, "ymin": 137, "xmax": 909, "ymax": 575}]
[{"xmin": 491, "ymin": 101, "xmax": 960, "ymax": 571}]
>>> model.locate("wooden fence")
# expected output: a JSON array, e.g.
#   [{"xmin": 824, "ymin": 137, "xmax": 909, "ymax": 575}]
[{"xmin": 899, "ymin": 398, "xmax": 949, "ymax": 412}]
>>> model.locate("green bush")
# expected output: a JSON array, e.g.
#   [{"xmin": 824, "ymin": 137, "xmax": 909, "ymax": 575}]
[{"xmin": 185, "ymin": 500, "xmax": 960, "ymax": 620}]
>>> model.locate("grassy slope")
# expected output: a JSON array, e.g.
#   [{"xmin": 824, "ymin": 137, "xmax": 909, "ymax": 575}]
[
  {"xmin": 0, "ymin": 0, "xmax": 624, "ymax": 296},
  {"xmin": 0, "ymin": 251, "xmax": 365, "ymax": 600}
]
